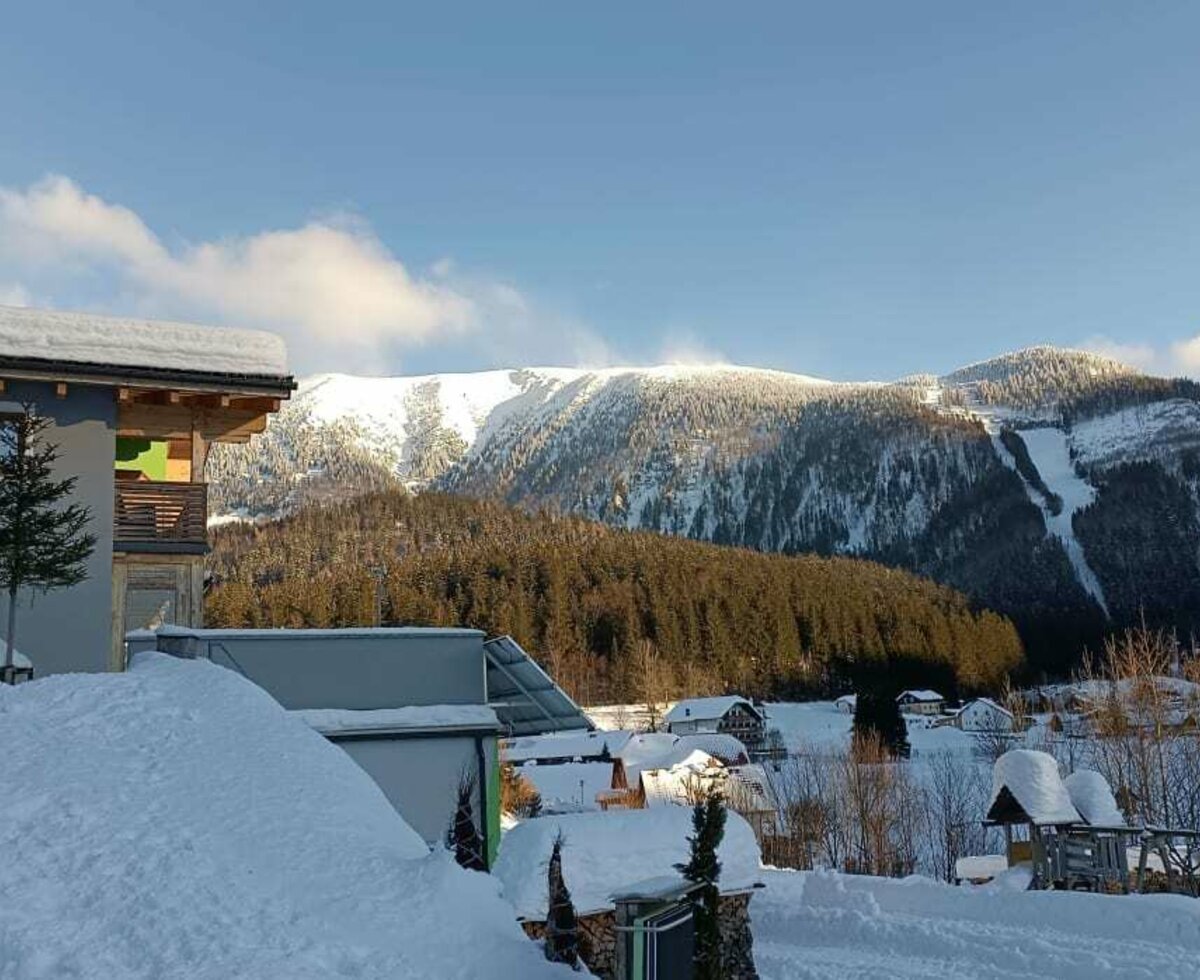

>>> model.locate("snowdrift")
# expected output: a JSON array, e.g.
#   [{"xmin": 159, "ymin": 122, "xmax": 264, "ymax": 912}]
[
  {"xmin": 494, "ymin": 807, "xmax": 762, "ymax": 918},
  {"xmin": 754, "ymin": 869, "xmax": 1200, "ymax": 980},
  {"xmin": 0, "ymin": 653, "xmax": 568, "ymax": 980}
]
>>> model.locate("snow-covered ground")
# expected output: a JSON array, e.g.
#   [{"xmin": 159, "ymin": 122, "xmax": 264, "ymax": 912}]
[
  {"xmin": 753, "ymin": 869, "xmax": 1200, "ymax": 979},
  {"xmin": 0, "ymin": 653, "xmax": 568, "ymax": 980},
  {"xmin": 1071, "ymin": 399, "xmax": 1200, "ymax": 469},
  {"xmin": 764, "ymin": 700, "xmax": 979, "ymax": 756}
]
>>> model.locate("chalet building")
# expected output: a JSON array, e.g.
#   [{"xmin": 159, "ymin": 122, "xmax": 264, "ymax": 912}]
[
  {"xmin": 895, "ymin": 689, "xmax": 945, "ymax": 715},
  {"xmin": 957, "ymin": 697, "xmax": 1016, "ymax": 733},
  {"xmin": 0, "ymin": 306, "xmax": 294, "ymax": 675},
  {"xmin": 665, "ymin": 695, "xmax": 767, "ymax": 751}
]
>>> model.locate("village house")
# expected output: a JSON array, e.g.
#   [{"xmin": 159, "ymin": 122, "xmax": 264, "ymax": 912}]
[
  {"xmin": 957, "ymin": 696, "xmax": 1016, "ymax": 733},
  {"xmin": 0, "ymin": 305, "xmax": 294, "ymax": 676},
  {"xmin": 895, "ymin": 689, "xmax": 945, "ymax": 715},
  {"xmin": 835, "ymin": 693, "xmax": 857, "ymax": 714},
  {"xmin": 665, "ymin": 695, "xmax": 767, "ymax": 751}
]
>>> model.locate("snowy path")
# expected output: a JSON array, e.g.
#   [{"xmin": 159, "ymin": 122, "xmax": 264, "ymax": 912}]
[{"xmin": 753, "ymin": 870, "xmax": 1200, "ymax": 980}]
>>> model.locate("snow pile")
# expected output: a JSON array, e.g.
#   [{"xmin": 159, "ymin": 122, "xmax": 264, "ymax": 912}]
[
  {"xmin": 0, "ymin": 653, "xmax": 567, "ymax": 980},
  {"xmin": 293, "ymin": 703, "xmax": 498, "ymax": 733},
  {"xmin": 0, "ymin": 304, "xmax": 289, "ymax": 377},
  {"xmin": 989, "ymin": 750, "xmax": 1081, "ymax": 825},
  {"xmin": 754, "ymin": 868, "xmax": 1200, "ymax": 979},
  {"xmin": 494, "ymin": 808, "xmax": 762, "ymax": 918},
  {"xmin": 1064, "ymin": 769, "xmax": 1127, "ymax": 827}
]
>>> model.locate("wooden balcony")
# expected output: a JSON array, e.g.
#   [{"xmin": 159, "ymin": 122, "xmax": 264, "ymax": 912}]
[{"xmin": 114, "ymin": 480, "xmax": 208, "ymax": 552}]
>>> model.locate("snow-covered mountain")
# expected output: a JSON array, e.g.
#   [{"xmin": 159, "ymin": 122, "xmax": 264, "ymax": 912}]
[{"xmin": 208, "ymin": 348, "xmax": 1200, "ymax": 669}]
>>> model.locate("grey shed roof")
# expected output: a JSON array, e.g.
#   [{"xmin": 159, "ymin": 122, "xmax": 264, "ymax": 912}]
[{"xmin": 483, "ymin": 635, "xmax": 594, "ymax": 736}]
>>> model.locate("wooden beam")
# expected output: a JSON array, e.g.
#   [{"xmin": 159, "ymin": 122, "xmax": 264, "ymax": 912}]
[
  {"xmin": 168, "ymin": 391, "xmax": 182, "ymax": 405},
  {"xmin": 117, "ymin": 387, "xmax": 133, "ymax": 402},
  {"xmin": 190, "ymin": 425, "xmax": 208, "ymax": 480},
  {"xmin": 117, "ymin": 402, "xmax": 272, "ymax": 443},
  {"xmin": 55, "ymin": 382, "xmax": 68, "ymax": 399},
  {"xmin": 0, "ymin": 379, "xmax": 6, "ymax": 394}
]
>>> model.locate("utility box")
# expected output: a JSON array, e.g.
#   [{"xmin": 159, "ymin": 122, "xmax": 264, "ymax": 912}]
[{"xmin": 613, "ymin": 878, "xmax": 704, "ymax": 980}]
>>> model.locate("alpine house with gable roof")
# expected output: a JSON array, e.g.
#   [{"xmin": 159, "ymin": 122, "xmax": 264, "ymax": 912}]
[{"xmin": 0, "ymin": 305, "xmax": 294, "ymax": 674}]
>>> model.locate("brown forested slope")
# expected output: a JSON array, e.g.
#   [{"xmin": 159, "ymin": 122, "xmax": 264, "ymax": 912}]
[{"xmin": 207, "ymin": 491, "xmax": 1024, "ymax": 702}]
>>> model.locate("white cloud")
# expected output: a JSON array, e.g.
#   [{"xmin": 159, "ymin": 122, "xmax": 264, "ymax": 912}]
[
  {"xmin": 0, "ymin": 282, "xmax": 30, "ymax": 306},
  {"xmin": 657, "ymin": 328, "xmax": 729, "ymax": 366},
  {"xmin": 1170, "ymin": 335, "xmax": 1200, "ymax": 376},
  {"xmin": 0, "ymin": 175, "xmax": 595, "ymax": 373},
  {"xmin": 1079, "ymin": 333, "xmax": 1200, "ymax": 380}
]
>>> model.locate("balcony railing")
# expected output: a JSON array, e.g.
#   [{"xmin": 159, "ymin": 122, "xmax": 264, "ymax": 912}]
[{"xmin": 114, "ymin": 480, "xmax": 208, "ymax": 550}]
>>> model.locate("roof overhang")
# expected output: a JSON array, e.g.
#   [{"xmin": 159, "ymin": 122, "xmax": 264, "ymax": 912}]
[{"xmin": 0, "ymin": 353, "xmax": 296, "ymax": 399}]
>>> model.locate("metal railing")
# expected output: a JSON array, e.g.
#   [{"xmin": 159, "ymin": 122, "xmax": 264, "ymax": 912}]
[{"xmin": 114, "ymin": 480, "xmax": 208, "ymax": 547}]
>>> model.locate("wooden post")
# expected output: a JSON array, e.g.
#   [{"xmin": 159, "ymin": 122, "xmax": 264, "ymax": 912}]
[{"xmin": 190, "ymin": 424, "xmax": 208, "ymax": 482}]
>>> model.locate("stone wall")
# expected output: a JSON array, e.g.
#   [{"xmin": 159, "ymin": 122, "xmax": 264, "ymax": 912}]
[
  {"xmin": 520, "ymin": 891, "xmax": 758, "ymax": 980},
  {"xmin": 522, "ymin": 909, "xmax": 617, "ymax": 977},
  {"xmin": 718, "ymin": 892, "xmax": 758, "ymax": 980}
]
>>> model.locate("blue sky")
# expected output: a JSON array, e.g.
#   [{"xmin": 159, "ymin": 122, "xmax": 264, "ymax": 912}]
[{"xmin": 1, "ymin": 2, "xmax": 1199, "ymax": 378}]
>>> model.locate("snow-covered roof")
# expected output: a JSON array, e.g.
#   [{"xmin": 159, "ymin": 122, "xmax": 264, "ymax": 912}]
[
  {"xmin": 988, "ymin": 750, "xmax": 1081, "ymax": 826},
  {"xmin": 897, "ymin": 689, "xmax": 944, "ymax": 703},
  {"xmin": 521, "ymin": 762, "xmax": 615, "ymax": 812},
  {"xmin": 156, "ymin": 624, "xmax": 483, "ymax": 640},
  {"xmin": 674, "ymin": 732, "xmax": 750, "ymax": 764},
  {"xmin": 0, "ymin": 641, "xmax": 30, "ymax": 669},
  {"xmin": 292, "ymin": 704, "xmax": 499, "ymax": 735},
  {"xmin": 664, "ymin": 695, "xmax": 761, "ymax": 725},
  {"xmin": 1063, "ymin": 770, "xmax": 1127, "ymax": 827},
  {"xmin": 493, "ymin": 808, "xmax": 762, "ymax": 918},
  {"xmin": 0, "ymin": 651, "xmax": 567, "ymax": 979},
  {"xmin": 835, "ymin": 694, "xmax": 857, "ymax": 705},
  {"xmin": 502, "ymin": 729, "xmax": 632, "ymax": 764},
  {"xmin": 963, "ymin": 697, "xmax": 1014, "ymax": 718},
  {"xmin": 640, "ymin": 750, "xmax": 724, "ymax": 807},
  {"xmin": 0, "ymin": 304, "xmax": 289, "ymax": 378}
]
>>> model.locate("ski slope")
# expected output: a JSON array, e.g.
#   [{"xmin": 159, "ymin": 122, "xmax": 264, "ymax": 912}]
[
  {"xmin": 1018, "ymin": 427, "xmax": 1109, "ymax": 614},
  {"xmin": 754, "ymin": 869, "xmax": 1200, "ymax": 979}
]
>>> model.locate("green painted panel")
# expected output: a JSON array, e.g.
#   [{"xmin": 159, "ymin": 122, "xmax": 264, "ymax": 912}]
[
  {"xmin": 487, "ymin": 739, "xmax": 502, "ymax": 868},
  {"xmin": 115, "ymin": 437, "xmax": 168, "ymax": 480}
]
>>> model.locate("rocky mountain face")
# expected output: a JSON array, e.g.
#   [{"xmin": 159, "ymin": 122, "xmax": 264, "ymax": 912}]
[{"xmin": 207, "ymin": 349, "xmax": 1200, "ymax": 674}]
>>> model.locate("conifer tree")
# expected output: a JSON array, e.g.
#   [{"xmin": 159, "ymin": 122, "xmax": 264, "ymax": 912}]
[
  {"xmin": 0, "ymin": 406, "xmax": 95, "ymax": 672},
  {"xmin": 852, "ymin": 686, "xmax": 910, "ymax": 759},
  {"xmin": 544, "ymin": 833, "xmax": 580, "ymax": 968},
  {"xmin": 676, "ymin": 793, "xmax": 726, "ymax": 980},
  {"xmin": 448, "ymin": 771, "xmax": 486, "ymax": 872}
]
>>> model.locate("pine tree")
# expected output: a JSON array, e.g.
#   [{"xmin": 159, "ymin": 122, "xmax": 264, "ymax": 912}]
[
  {"xmin": 544, "ymin": 832, "xmax": 580, "ymax": 969},
  {"xmin": 853, "ymin": 686, "xmax": 910, "ymax": 759},
  {"xmin": 0, "ymin": 406, "xmax": 96, "ymax": 673},
  {"xmin": 676, "ymin": 793, "xmax": 726, "ymax": 980},
  {"xmin": 448, "ymin": 771, "xmax": 486, "ymax": 872}
]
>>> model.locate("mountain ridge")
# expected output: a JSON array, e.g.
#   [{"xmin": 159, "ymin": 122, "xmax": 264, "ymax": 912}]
[{"xmin": 207, "ymin": 345, "xmax": 1200, "ymax": 674}]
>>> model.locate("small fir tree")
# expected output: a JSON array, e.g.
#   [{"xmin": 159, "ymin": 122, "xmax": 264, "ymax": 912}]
[
  {"xmin": 0, "ymin": 406, "xmax": 95, "ymax": 672},
  {"xmin": 448, "ymin": 771, "xmax": 487, "ymax": 872},
  {"xmin": 544, "ymin": 832, "xmax": 580, "ymax": 968},
  {"xmin": 675, "ymin": 793, "xmax": 726, "ymax": 980},
  {"xmin": 597, "ymin": 741, "xmax": 612, "ymax": 763}
]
